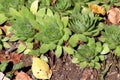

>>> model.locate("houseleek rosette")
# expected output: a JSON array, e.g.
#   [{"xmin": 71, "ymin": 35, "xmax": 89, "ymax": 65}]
[
  {"xmin": 35, "ymin": 8, "xmax": 71, "ymax": 57},
  {"xmin": 69, "ymin": 12, "xmax": 99, "ymax": 36},
  {"xmin": 54, "ymin": 0, "xmax": 73, "ymax": 15},
  {"xmin": 9, "ymin": 7, "xmax": 35, "ymax": 41},
  {"xmin": 72, "ymin": 38, "xmax": 106, "ymax": 70},
  {"xmin": 68, "ymin": 12, "xmax": 104, "ymax": 47},
  {"xmin": 101, "ymin": 25, "xmax": 120, "ymax": 56}
]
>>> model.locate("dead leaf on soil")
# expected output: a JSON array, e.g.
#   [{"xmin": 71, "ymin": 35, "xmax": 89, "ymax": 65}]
[
  {"xmin": 107, "ymin": 6, "xmax": 120, "ymax": 25},
  {"xmin": 32, "ymin": 57, "xmax": 52, "ymax": 79},
  {"xmin": 88, "ymin": 4, "xmax": 105, "ymax": 15},
  {"xmin": 15, "ymin": 71, "xmax": 32, "ymax": 80},
  {"xmin": 10, "ymin": 52, "xmax": 23, "ymax": 64},
  {"xmin": 80, "ymin": 68, "xmax": 92, "ymax": 80},
  {"xmin": 0, "ymin": 52, "xmax": 23, "ymax": 64}
]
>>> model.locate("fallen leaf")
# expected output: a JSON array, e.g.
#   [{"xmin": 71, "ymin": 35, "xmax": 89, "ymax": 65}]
[
  {"xmin": 10, "ymin": 52, "xmax": 23, "ymax": 64},
  {"xmin": 88, "ymin": 4, "xmax": 105, "ymax": 15},
  {"xmin": 0, "ymin": 53, "xmax": 10, "ymax": 62},
  {"xmin": 107, "ymin": 6, "xmax": 120, "ymax": 25},
  {"xmin": 15, "ymin": 71, "xmax": 32, "ymax": 80},
  {"xmin": 0, "ymin": 52, "xmax": 23, "ymax": 64},
  {"xmin": 32, "ymin": 57, "xmax": 52, "ymax": 79},
  {"xmin": 80, "ymin": 68, "xmax": 92, "ymax": 80}
]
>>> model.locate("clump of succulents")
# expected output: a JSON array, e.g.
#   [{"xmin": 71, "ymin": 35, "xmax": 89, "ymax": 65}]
[
  {"xmin": 54, "ymin": 0, "xmax": 73, "ymax": 11},
  {"xmin": 69, "ymin": 12, "xmax": 101, "ymax": 36},
  {"xmin": 35, "ymin": 8, "xmax": 71, "ymax": 57},
  {"xmin": 72, "ymin": 38, "xmax": 106, "ymax": 70},
  {"xmin": 9, "ymin": 6, "xmax": 35, "ymax": 41},
  {"xmin": 101, "ymin": 25, "xmax": 120, "ymax": 56}
]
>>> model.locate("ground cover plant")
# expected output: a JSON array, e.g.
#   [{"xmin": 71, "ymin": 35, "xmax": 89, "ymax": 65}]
[{"xmin": 0, "ymin": 0, "xmax": 120, "ymax": 80}]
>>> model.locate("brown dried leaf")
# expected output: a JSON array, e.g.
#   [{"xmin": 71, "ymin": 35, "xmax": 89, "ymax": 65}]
[
  {"xmin": 15, "ymin": 71, "xmax": 32, "ymax": 80},
  {"xmin": 107, "ymin": 7, "xmax": 120, "ymax": 25},
  {"xmin": 80, "ymin": 68, "xmax": 92, "ymax": 80},
  {"xmin": 0, "ymin": 53, "xmax": 10, "ymax": 62},
  {"xmin": 10, "ymin": 52, "xmax": 23, "ymax": 64},
  {"xmin": 0, "ymin": 52, "xmax": 23, "ymax": 64}
]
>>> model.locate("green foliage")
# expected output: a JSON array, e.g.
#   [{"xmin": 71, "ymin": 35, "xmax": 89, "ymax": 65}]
[
  {"xmin": 39, "ymin": 0, "xmax": 51, "ymax": 7},
  {"xmin": 13, "ymin": 61, "xmax": 23, "ymax": 70},
  {"xmin": 101, "ymin": 25, "xmax": 120, "ymax": 56},
  {"xmin": 102, "ymin": 25, "xmax": 120, "ymax": 49},
  {"xmin": 10, "ymin": 7, "xmax": 35, "ymax": 41},
  {"xmin": 17, "ymin": 42, "xmax": 26, "ymax": 53},
  {"xmin": 69, "ymin": 11, "xmax": 102, "ymax": 37},
  {"xmin": 35, "ymin": 8, "xmax": 71, "ymax": 56},
  {"xmin": 54, "ymin": 0, "xmax": 73, "ymax": 11},
  {"xmin": 72, "ymin": 38, "xmax": 106, "ymax": 70},
  {"xmin": 0, "ymin": 61, "xmax": 8, "ymax": 72},
  {"xmin": 0, "ymin": 13, "xmax": 7, "ymax": 25},
  {"xmin": 1, "ymin": 0, "xmax": 120, "ymax": 72}
]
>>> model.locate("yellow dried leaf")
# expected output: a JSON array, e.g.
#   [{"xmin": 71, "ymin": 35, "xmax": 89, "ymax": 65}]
[
  {"xmin": 88, "ymin": 4, "xmax": 105, "ymax": 15},
  {"xmin": 32, "ymin": 57, "xmax": 52, "ymax": 79},
  {"xmin": 30, "ymin": 0, "xmax": 39, "ymax": 15}
]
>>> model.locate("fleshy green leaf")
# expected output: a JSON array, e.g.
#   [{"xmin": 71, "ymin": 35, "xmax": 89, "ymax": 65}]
[
  {"xmin": 24, "ymin": 49, "xmax": 31, "ymax": 54},
  {"xmin": 0, "ymin": 29, "xmax": 2, "ymax": 34},
  {"xmin": 95, "ymin": 62, "xmax": 101, "ymax": 70},
  {"xmin": 3, "ymin": 42, "xmax": 10, "ymax": 48},
  {"xmin": 26, "ymin": 42, "xmax": 33, "ymax": 49},
  {"xmin": 40, "ymin": 54, "xmax": 48, "ymax": 62},
  {"xmin": 94, "ymin": 56, "xmax": 99, "ymax": 62},
  {"xmin": 40, "ymin": 43, "xmax": 56, "ymax": 53},
  {"xmin": 78, "ymin": 34, "xmax": 88, "ymax": 42},
  {"xmin": 61, "ymin": 16, "xmax": 68, "ymax": 27},
  {"xmin": 114, "ymin": 46, "xmax": 120, "ymax": 56},
  {"xmin": 72, "ymin": 57, "xmax": 79, "ymax": 63},
  {"xmin": 0, "ymin": 13, "xmax": 7, "ymax": 25},
  {"xmin": 0, "ymin": 61, "xmax": 8, "ymax": 72},
  {"xmin": 9, "ymin": 35, "xmax": 19, "ymax": 41},
  {"xmin": 69, "ymin": 34, "xmax": 79, "ymax": 47},
  {"xmin": 17, "ymin": 43, "xmax": 26, "ymax": 53},
  {"xmin": 63, "ymin": 46, "xmax": 74, "ymax": 54},
  {"xmin": 30, "ymin": 0, "xmax": 39, "ymax": 15},
  {"xmin": 96, "ymin": 42, "xmax": 102, "ymax": 53},
  {"xmin": 55, "ymin": 45, "xmax": 62, "ymax": 58},
  {"xmin": 99, "ymin": 55, "xmax": 106, "ymax": 61},
  {"xmin": 28, "ymin": 49, "xmax": 40, "ymax": 56},
  {"xmin": 101, "ymin": 43, "xmax": 110, "ymax": 54},
  {"xmin": 80, "ymin": 61, "xmax": 87, "ymax": 68},
  {"xmin": 47, "ymin": 8, "xmax": 53, "ymax": 16},
  {"xmin": 13, "ymin": 62, "xmax": 23, "ymax": 70},
  {"xmin": 9, "ymin": 8, "xmax": 22, "ymax": 17},
  {"xmin": 36, "ymin": 7, "xmax": 46, "ymax": 23},
  {"xmin": 20, "ymin": 6, "xmax": 34, "ymax": 20}
]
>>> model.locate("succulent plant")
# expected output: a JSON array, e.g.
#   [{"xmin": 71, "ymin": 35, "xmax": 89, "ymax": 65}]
[
  {"xmin": 72, "ymin": 38, "xmax": 106, "ymax": 69},
  {"xmin": 54, "ymin": 0, "xmax": 72, "ymax": 11},
  {"xmin": 101, "ymin": 25, "xmax": 120, "ymax": 56},
  {"xmin": 69, "ymin": 12, "xmax": 102, "ymax": 36},
  {"xmin": 35, "ymin": 8, "xmax": 71, "ymax": 57},
  {"xmin": 9, "ymin": 6, "xmax": 35, "ymax": 41}
]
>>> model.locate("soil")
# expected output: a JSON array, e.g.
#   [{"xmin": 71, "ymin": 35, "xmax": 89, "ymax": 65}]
[{"xmin": 20, "ymin": 51, "xmax": 120, "ymax": 80}]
